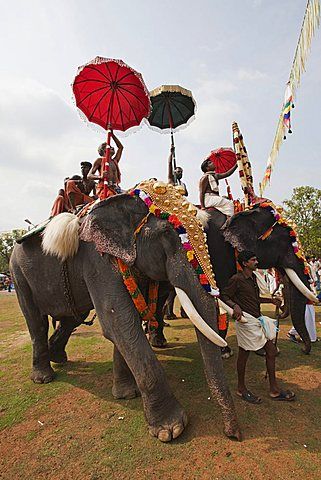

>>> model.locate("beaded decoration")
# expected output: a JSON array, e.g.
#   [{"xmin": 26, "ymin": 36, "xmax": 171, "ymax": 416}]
[
  {"xmin": 258, "ymin": 201, "xmax": 310, "ymax": 277},
  {"xmin": 129, "ymin": 180, "xmax": 219, "ymax": 297},
  {"xmin": 117, "ymin": 258, "xmax": 159, "ymax": 330}
]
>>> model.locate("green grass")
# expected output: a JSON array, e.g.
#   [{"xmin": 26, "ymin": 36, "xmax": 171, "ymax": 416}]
[{"xmin": 1, "ymin": 294, "xmax": 321, "ymax": 480}]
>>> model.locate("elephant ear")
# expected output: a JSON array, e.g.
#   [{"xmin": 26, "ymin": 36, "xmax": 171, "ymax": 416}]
[
  {"xmin": 223, "ymin": 208, "xmax": 261, "ymax": 253},
  {"xmin": 80, "ymin": 194, "xmax": 148, "ymax": 265}
]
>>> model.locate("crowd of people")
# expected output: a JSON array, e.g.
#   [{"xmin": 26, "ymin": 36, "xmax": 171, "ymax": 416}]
[
  {"xmin": 0, "ymin": 274, "xmax": 13, "ymax": 292},
  {"xmin": 50, "ymin": 132, "xmax": 241, "ymax": 218},
  {"xmin": 50, "ymin": 131, "xmax": 123, "ymax": 217}
]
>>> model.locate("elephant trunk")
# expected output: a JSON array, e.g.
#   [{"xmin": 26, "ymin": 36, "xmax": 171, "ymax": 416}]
[
  {"xmin": 195, "ymin": 327, "xmax": 242, "ymax": 440},
  {"xmin": 168, "ymin": 257, "xmax": 241, "ymax": 440},
  {"xmin": 288, "ymin": 282, "xmax": 311, "ymax": 354},
  {"xmin": 192, "ymin": 289, "xmax": 241, "ymax": 440}
]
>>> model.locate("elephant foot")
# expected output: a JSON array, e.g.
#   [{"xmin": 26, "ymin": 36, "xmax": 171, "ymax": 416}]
[
  {"xmin": 223, "ymin": 423, "xmax": 242, "ymax": 442},
  {"xmin": 148, "ymin": 406, "xmax": 188, "ymax": 442},
  {"xmin": 149, "ymin": 332, "xmax": 168, "ymax": 348},
  {"xmin": 31, "ymin": 366, "xmax": 56, "ymax": 384},
  {"xmin": 301, "ymin": 347, "xmax": 311, "ymax": 355},
  {"xmin": 221, "ymin": 346, "xmax": 233, "ymax": 359},
  {"xmin": 49, "ymin": 350, "xmax": 68, "ymax": 364},
  {"xmin": 112, "ymin": 381, "xmax": 141, "ymax": 400}
]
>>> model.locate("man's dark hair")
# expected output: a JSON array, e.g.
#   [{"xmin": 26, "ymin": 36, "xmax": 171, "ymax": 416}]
[
  {"xmin": 201, "ymin": 159, "xmax": 212, "ymax": 173},
  {"xmin": 69, "ymin": 175, "xmax": 82, "ymax": 181},
  {"xmin": 81, "ymin": 161, "xmax": 92, "ymax": 168},
  {"xmin": 238, "ymin": 250, "xmax": 256, "ymax": 268}
]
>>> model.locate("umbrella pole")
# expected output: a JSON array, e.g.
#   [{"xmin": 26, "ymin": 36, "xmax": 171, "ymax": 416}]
[
  {"xmin": 102, "ymin": 125, "xmax": 112, "ymax": 199},
  {"xmin": 167, "ymin": 104, "xmax": 177, "ymax": 184},
  {"xmin": 170, "ymin": 130, "xmax": 177, "ymax": 171}
]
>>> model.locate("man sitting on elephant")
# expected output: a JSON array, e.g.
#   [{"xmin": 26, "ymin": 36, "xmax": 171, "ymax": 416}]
[
  {"xmin": 199, "ymin": 157, "xmax": 237, "ymax": 215},
  {"xmin": 221, "ymin": 250, "xmax": 295, "ymax": 404}
]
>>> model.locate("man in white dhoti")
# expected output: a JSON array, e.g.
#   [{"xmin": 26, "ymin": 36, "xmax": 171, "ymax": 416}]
[
  {"xmin": 199, "ymin": 158, "xmax": 237, "ymax": 215},
  {"xmin": 221, "ymin": 251, "xmax": 295, "ymax": 404}
]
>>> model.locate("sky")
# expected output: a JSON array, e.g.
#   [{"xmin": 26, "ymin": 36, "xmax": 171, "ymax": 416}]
[{"xmin": 0, "ymin": 0, "xmax": 320, "ymax": 231}]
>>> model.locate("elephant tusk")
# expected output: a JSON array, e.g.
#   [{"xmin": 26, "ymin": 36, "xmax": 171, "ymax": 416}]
[
  {"xmin": 217, "ymin": 300, "xmax": 248, "ymax": 324},
  {"xmin": 174, "ymin": 288, "xmax": 227, "ymax": 347},
  {"xmin": 285, "ymin": 268, "xmax": 318, "ymax": 303}
]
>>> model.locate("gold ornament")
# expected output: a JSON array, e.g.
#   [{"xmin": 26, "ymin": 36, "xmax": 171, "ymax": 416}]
[
  {"xmin": 134, "ymin": 179, "xmax": 218, "ymax": 291},
  {"xmin": 153, "ymin": 182, "xmax": 167, "ymax": 194},
  {"xmin": 174, "ymin": 185, "xmax": 186, "ymax": 195},
  {"xmin": 188, "ymin": 204, "xmax": 197, "ymax": 216}
]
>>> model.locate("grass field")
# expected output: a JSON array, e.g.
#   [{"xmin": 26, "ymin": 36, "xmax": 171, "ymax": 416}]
[{"xmin": 1, "ymin": 292, "xmax": 321, "ymax": 480}]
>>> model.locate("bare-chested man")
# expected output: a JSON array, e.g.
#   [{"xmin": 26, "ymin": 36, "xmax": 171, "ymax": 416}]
[
  {"xmin": 80, "ymin": 161, "xmax": 96, "ymax": 197},
  {"xmin": 168, "ymin": 145, "xmax": 188, "ymax": 196},
  {"xmin": 199, "ymin": 158, "xmax": 237, "ymax": 216},
  {"xmin": 88, "ymin": 131, "xmax": 123, "ymax": 199}
]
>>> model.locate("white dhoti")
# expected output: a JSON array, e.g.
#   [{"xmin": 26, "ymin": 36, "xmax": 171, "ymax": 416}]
[
  {"xmin": 289, "ymin": 304, "xmax": 317, "ymax": 342},
  {"xmin": 235, "ymin": 312, "xmax": 278, "ymax": 351},
  {"xmin": 204, "ymin": 193, "xmax": 234, "ymax": 216}
]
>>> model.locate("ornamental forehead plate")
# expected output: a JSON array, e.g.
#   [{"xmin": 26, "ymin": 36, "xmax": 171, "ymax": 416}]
[{"xmin": 135, "ymin": 180, "xmax": 217, "ymax": 290}]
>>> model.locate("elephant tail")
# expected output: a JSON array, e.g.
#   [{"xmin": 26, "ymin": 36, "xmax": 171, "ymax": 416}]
[{"xmin": 42, "ymin": 213, "xmax": 80, "ymax": 261}]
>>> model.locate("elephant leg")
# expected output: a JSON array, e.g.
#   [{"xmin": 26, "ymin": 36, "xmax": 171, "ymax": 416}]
[
  {"xmin": 14, "ymin": 276, "xmax": 54, "ymax": 383},
  {"xmin": 96, "ymin": 296, "xmax": 187, "ymax": 442},
  {"xmin": 112, "ymin": 346, "xmax": 140, "ymax": 399},
  {"xmin": 196, "ymin": 328, "xmax": 241, "ymax": 440},
  {"xmin": 149, "ymin": 282, "xmax": 169, "ymax": 348},
  {"xmin": 163, "ymin": 288, "xmax": 177, "ymax": 319},
  {"xmin": 48, "ymin": 315, "xmax": 86, "ymax": 363}
]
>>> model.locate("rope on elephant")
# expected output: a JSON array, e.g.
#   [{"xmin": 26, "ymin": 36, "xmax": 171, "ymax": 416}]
[
  {"xmin": 61, "ymin": 261, "xmax": 95, "ymax": 325},
  {"xmin": 117, "ymin": 258, "xmax": 159, "ymax": 330}
]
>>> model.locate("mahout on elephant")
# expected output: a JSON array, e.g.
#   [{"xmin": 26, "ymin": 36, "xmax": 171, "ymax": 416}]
[
  {"xmin": 10, "ymin": 187, "xmax": 241, "ymax": 442},
  {"xmin": 153, "ymin": 204, "xmax": 317, "ymax": 354}
]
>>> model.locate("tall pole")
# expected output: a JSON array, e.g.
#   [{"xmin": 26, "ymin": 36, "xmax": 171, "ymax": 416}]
[
  {"xmin": 167, "ymin": 102, "xmax": 177, "ymax": 184},
  {"xmin": 102, "ymin": 125, "xmax": 112, "ymax": 199},
  {"xmin": 102, "ymin": 89, "xmax": 115, "ymax": 199}
]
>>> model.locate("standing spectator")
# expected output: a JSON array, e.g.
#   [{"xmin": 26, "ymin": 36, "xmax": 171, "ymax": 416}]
[{"xmin": 221, "ymin": 250, "xmax": 295, "ymax": 403}]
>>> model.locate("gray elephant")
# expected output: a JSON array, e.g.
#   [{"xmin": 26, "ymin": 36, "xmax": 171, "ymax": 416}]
[
  {"xmin": 151, "ymin": 205, "xmax": 318, "ymax": 354},
  {"xmin": 10, "ymin": 193, "xmax": 241, "ymax": 442},
  {"xmin": 208, "ymin": 206, "xmax": 317, "ymax": 354}
]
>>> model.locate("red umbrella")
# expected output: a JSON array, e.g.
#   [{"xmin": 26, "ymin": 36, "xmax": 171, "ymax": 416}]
[
  {"xmin": 206, "ymin": 147, "xmax": 236, "ymax": 174},
  {"xmin": 72, "ymin": 57, "xmax": 150, "ymax": 198}
]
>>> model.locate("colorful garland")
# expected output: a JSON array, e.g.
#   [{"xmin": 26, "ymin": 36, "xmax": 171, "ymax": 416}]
[
  {"xmin": 117, "ymin": 258, "xmax": 159, "ymax": 330},
  {"xmin": 129, "ymin": 188, "xmax": 219, "ymax": 297},
  {"xmin": 259, "ymin": 201, "xmax": 310, "ymax": 276}
]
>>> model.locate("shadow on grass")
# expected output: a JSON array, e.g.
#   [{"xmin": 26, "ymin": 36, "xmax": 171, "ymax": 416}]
[{"xmin": 50, "ymin": 329, "xmax": 321, "ymax": 453}]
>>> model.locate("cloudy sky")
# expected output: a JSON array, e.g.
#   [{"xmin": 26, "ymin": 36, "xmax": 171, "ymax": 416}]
[{"xmin": 1, "ymin": 0, "xmax": 320, "ymax": 231}]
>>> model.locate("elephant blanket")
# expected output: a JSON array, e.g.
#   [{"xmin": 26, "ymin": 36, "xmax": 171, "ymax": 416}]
[{"xmin": 235, "ymin": 313, "xmax": 278, "ymax": 351}]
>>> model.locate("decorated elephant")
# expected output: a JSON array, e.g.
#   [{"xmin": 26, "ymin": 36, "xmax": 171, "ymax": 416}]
[
  {"xmin": 153, "ymin": 203, "xmax": 317, "ymax": 354},
  {"xmin": 10, "ymin": 181, "xmax": 241, "ymax": 442},
  {"xmin": 209, "ymin": 204, "xmax": 316, "ymax": 354}
]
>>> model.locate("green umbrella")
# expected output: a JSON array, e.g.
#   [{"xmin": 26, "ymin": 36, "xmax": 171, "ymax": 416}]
[{"xmin": 146, "ymin": 85, "xmax": 196, "ymax": 176}]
